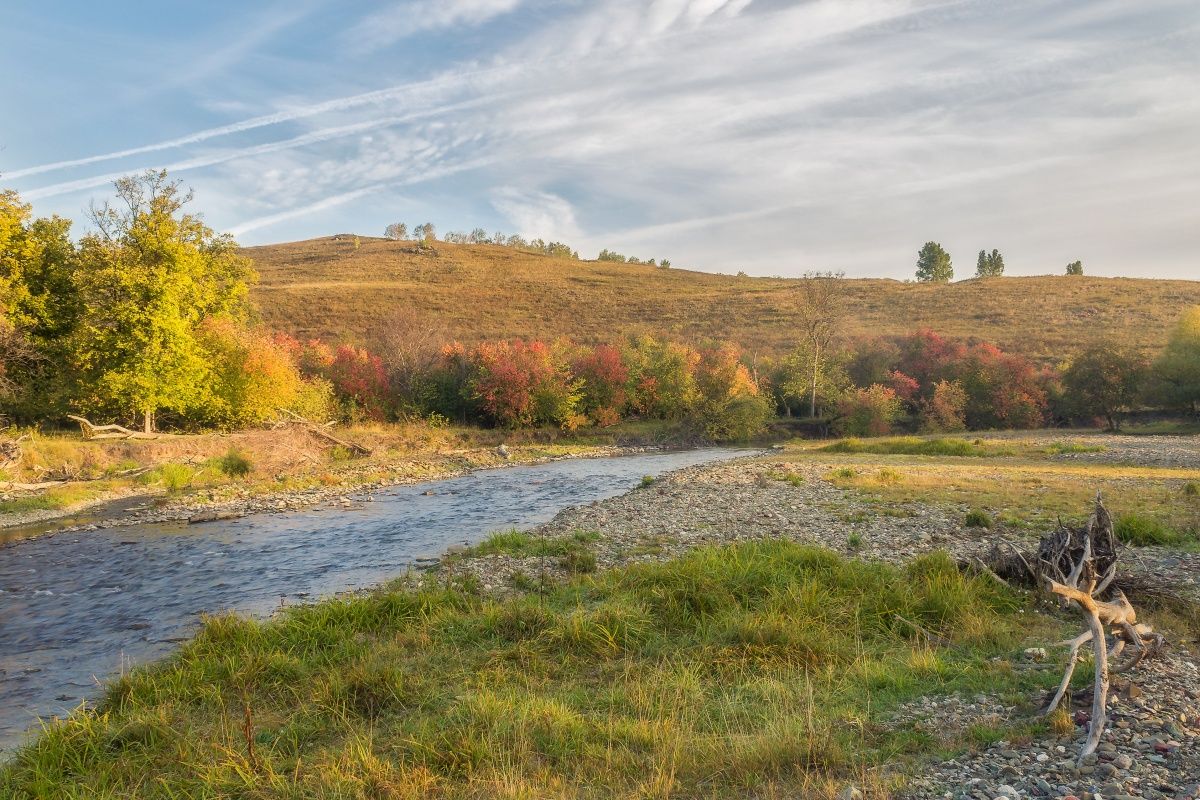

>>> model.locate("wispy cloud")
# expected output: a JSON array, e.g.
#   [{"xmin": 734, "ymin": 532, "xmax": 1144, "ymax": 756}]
[
  {"xmin": 6, "ymin": 0, "xmax": 1199, "ymax": 278},
  {"xmin": 343, "ymin": 0, "xmax": 526, "ymax": 52}
]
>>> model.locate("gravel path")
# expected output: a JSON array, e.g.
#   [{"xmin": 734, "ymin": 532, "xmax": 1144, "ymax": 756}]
[{"xmin": 446, "ymin": 449, "xmax": 1200, "ymax": 799}]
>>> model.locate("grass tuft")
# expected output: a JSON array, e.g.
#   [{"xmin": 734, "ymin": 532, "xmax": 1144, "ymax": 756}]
[
  {"xmin": 964, "ymin": 508, "xmax": 992, "ymax": 528},
  {"xmin": 821, "ymin": 437, "xmax": 1013, "ymax": 458}
]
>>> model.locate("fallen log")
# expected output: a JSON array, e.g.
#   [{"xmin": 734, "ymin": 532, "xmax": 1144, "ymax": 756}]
[
  {"xmin": 275, "ymin": 409, "xmax": 371, "ymax": 456},
  {"xmin": 68, "ymin": 415, "xmax": 160, "ymax": 440}
]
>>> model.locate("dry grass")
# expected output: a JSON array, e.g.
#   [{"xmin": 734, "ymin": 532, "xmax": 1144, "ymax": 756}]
[
  {"xmin": 244, "ymin": 236, "xmax": 1200, "ymax": 361},
  {"xmin": 796, "ymin": 443, "xmax": 1200, "ymax": 546}
]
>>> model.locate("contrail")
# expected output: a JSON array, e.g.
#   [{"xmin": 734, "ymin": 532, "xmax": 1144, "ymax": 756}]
[
  {"xmin": 5, "ymin": 64, "xmax": 516, "ymax": 180},
  {"xmin": 21, "ymin": 96, "xmax": 501, "ymax": 201}
]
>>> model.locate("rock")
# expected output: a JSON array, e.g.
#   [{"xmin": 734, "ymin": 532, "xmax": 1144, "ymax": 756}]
[
  {"xmin": 993, "ymin": 785, "xmax": 1019, "ymax": 800},
  {"xmin": 837, "ymin": 787, "xmax": 863, "ymax": 800},
  {"xmin": 1113, "ymin": 753, "xmax": 1133, "ymax": 769},
  {"xmin": 1023, "ymin": 647, "xmax": 1048, "ymax": 662},
  {"xmin": 496, "ymin": 444, "xmax": 511, "ymax": 459}
]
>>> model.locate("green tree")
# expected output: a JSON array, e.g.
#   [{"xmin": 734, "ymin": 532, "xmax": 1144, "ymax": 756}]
[
  {"xmin": 1061, "ymin": 343, "xmax": 1144, "ymax": 430},
  {"xmin": 915, "ymin": 241, "xmax": 953, "ymax": 282},
  {"xmin": 1149, "ymin": 306, "xmax": 1200, "ymax": 414},
  {"xmin": 1065, "ymin": 260, "xmax": 1083, "ymax": 276},
  {"xmin": 791, "ymin": 270, "xmax": 845, "ymax": 416},
  {"xmin": 70, "ymin": 171, "xmax": 255, "ymax": 432},
  {"xmin": 975, "ymin": 248, "xmax": 1004, "ymax": 277}
]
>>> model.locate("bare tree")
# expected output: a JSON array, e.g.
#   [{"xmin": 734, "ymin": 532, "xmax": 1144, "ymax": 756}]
[
  {"xmin": 384, "ymin": 222, "xmax": 408, "ymax": 240},
  {"xmin": 793, "ymin": 270, "xmax": 845, "ymax": 417},
  {"xmin": 373, "ymin": 309, "xmax": 448, "ymax": 414}
]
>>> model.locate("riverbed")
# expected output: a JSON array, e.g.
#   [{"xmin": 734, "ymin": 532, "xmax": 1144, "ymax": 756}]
[{"xmin": 0, "ymin": 447, "xmax": 755, "ymax": 754}]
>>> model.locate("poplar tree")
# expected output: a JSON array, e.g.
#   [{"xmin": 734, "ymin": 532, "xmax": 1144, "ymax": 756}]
[{"xmin": 915, "ymin": 241, "xmax": 953, "ymax": 282}]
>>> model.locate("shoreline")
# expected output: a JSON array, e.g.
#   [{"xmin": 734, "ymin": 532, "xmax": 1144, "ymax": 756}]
[{"xmin": 0, "ymin": 441, "xmax": 673, "ymax": 546}]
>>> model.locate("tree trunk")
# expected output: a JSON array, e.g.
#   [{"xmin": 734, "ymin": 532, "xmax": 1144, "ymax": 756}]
[
  {"xmin": 809, "ymin": 341, "xmax": 820, "ymax": 418},
  {"xmin": 143, "ymin": 408, "xmax": 154, "ymax": 434}
]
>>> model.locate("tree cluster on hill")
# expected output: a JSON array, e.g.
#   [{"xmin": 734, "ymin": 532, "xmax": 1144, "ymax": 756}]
[
  {"xmin": 916, "ymin": 243, "xmax": 1086, "ymax": 281},
  {"xmin": 383, "ymin": 220, "xmax": 669, "ymax": 265},
  {"xmin": 2, "ymin": 175, "xmax": 1195, "ymax": 439}
]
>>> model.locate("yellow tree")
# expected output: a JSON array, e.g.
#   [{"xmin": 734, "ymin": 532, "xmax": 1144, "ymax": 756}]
[
  {"xmin": 1152, "ymin": 306, "xmax": 1200, "ymax": 415},
  {"xmin": 70, "ymin": 171, "xmax": 255, "ymax": 431}
]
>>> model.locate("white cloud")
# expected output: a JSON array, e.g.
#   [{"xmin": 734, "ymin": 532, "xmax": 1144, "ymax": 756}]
[
  {"xmin": 9, "ymin": 0, "xmax": 1200, "ymax": 278},
  {"xmin": 490, "ymin": 188, "xmax": 580, "ymax": 241}
]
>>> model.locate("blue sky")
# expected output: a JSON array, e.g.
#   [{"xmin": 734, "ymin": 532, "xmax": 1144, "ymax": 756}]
[{"xmin": 2, "ymin": 0, "xmax": 1198, "ymax": 279}]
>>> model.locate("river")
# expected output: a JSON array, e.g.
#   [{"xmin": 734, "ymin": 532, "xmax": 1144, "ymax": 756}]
[{"xmin": 0, "ymin": 447, "xmax": 754, "ymax": 755}]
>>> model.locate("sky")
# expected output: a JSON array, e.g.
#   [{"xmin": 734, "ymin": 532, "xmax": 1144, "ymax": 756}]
[{"xmin": 1, "ymin": 0, "xmax": 1198, "ymax": 279}]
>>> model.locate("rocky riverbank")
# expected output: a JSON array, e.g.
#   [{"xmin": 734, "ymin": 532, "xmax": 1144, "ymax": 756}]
[
  {"xmin": 0, "ymin": 443, "xmax": 660, "ymax": 544},
  {"xmin": 444, "ymin": 449, "xmax": 1200, "ymax": 799}
]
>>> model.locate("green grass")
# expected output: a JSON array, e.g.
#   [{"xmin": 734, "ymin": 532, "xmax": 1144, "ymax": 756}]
[
  {"xmin": 1114, "ymin": 513, "xmax": 1193, "ymax": 547},
  {"xmin": 766, "ymin": 470, "xmax": 805, "ymax": 486},
  {"xmin": 639, "ymin": 474, "xmax": 656, "ymax": 488},
  {"xmin": 0, "ymin": 484, "xmax": 109, "ymax": 514},
  {"xmin": 820, "ymin": 437, "xmax": 1014, "ymax": 458},
  {"xmin": 1042, "ymin": 441, "xmax": 1106, "ymax": 455},
  {"xmin": 215, "ymin": 448, "xmax": 254, "ymax": 478},
  {"xmin": 461, "ymin": 529, "xmax": 600, "ymax": 559},
  {"xmin": 0, "ymin": 541, "xmax": 1064, "ymax": 798},
  {"xmin": 964, "ymin": 509, "xmax": 993, "ymax": 529}
]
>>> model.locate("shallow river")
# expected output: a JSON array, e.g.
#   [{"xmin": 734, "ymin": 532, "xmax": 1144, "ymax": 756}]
[{"xmin": 0, "ymin": 448, "xmax": 754, "ymax": 754}]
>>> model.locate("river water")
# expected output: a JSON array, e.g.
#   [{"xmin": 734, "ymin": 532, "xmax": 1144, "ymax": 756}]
[{"xmin": 0, "ymin": 448, "xmax": 754, "ymax": 754}]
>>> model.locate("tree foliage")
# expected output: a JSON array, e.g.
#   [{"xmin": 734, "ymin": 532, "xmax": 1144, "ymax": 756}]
[
  {"xmin": 1149, "ymin": 306, "xmax": 1200, "ymax": 414},
  {"xmin": 975, "ymin": 249, "xmax": 1005, "ymax": 278},
  {"xmin": 1062, "ymin": 343, "xmax": 1145, "ymax": 430},
  {"xmin": 1065, "ymin": 260, "xmax": 1084, "ymax": 276},
  {"xmin": 70, "ymin": 171, "xmax": 255, "ymax": 431},
  {"xmin": 915, "ymin": 241, "xmax": 953, "ymax": 282}
]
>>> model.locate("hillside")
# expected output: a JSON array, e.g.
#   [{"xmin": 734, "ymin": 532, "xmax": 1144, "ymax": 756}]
[{"xmin": 246, "ymin": 236, "xmax": 1200, "ymax": 362}]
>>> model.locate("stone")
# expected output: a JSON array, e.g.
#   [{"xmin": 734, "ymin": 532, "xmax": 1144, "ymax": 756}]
[
  {"xmin": 993, "ymin": 786, "xmax": 1019, "ymax": 800},
  {"xmin": 837, "ymin": 787, "xmax": 862, "ymax": 800}
]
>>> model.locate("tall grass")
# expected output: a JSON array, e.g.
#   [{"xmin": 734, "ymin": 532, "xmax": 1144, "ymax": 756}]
[{"xmin": 1, "ymin": 541, "xmax": 1061, "ymax": 798}]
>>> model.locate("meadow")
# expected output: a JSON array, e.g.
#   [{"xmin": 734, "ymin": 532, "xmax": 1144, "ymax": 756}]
[{"xmin": 246, "ymin": 236, "xmax": 1200, "ymax": 362}]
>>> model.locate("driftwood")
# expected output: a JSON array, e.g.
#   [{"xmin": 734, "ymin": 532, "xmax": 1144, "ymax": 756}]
[
  {"xmin": 68, "ymin": 415, "xmax": 160, "ymax": 440},
  {"xmin": 1035, "ymin": 495, "xmax": 1164, "ymax": 763},
  {"xmin": 274, "ymin": 409, "xmax": 371, "ymax": 456}
]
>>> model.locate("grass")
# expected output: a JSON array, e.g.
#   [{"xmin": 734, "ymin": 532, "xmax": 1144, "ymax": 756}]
[
  {"xmin": 460, "ymin": 529, "xmax": 600, "ymax": 559},
  {"xmin": 1114, "ymin": 513, "xmax": 1189, "ymax": 547},
  {"xmin": 1042, "ymin": 441, "xmax": 1106, "ymax": 455},
  {"xmin": 0, "ymin": 484, "xmax": 109, "ymax": 514},
  {"xmin": 811, "ymin": 450, "xmax": 1200, "ymax": 549},
  {"xmin": 820, "ymin": 437, "xmax": 1015, "ymax": 458},
  {"xmin": 245, "ymin": 236, "xmax": 1200, "ymax": 363},
  {"xmin": 964, "ymin": 509, "xmax": 992, "ymax": 529},
  {"xmin": 766, "ymin": 469, "xmax": 805, "ymax": 486},
  {"xmin": 0, "ymin": 541, "xmax": 1068, "ymax": 798},
  {"xmin": 639, "ymin": 474, "xmax": 656, "ymax": 488}
]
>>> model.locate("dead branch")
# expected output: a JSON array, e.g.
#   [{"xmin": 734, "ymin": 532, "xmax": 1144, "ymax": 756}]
[
  {"xmin": 68, "ymin": 415, "xmax": 160, "ymax": 440},
  {"xmin": 1037, "ymin": 494, "xmax": 1164, "ymax": 764},
  {"xmin": 274, "ymin": 409, "xmax": 371, "ymax": 456}
]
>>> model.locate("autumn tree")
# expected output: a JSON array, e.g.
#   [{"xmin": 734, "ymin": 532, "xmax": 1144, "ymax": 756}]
[
  {"xmin": 1149, "ymin": 306, "xmax": 1200, "ymax": 414},
  {"xmin": 1062, "ymin": 343, "xmax": 1145, "ymax": 430},
  {"xmin": 915, "ymin": 241, "xmax": 953, "ymax": 282},
  {"xmin": 374, "ymin": 309, "xmax": 448, "ymax": 415},
  {"xmin": 70, "ymin": 171, "xmax": 254, "ymax": 431},
  {"xmin": 384, "ymin": 222, "xmax": 408, "ymax": 240},
  {"xmin": 792, "ymin": 270, "xmax": 845, "ymax": 416}
]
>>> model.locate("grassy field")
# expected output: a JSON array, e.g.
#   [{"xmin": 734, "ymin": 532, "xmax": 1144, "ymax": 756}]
[
  {"xmin": 0, "ymin": 541, "xmax": 1068, "ymax": 799},
  {"xmin": 245, "ymin": 236, "xmax": 1200, "ymax": 362},
  {"xmin": 788, "ymin": 436, "xmax": 1200, "ymax": 550}
]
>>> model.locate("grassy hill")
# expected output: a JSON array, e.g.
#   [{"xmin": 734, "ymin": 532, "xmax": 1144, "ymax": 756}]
[{"xmin": 246, "ymin": 236, "xmax": 1200, "ymax": 362}]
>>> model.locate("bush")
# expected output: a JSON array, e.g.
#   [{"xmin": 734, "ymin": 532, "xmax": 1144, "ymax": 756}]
[
  {"xmin": 639, "ymin": 475, "xmax": 656, "ymax": 488},
  {"xmin": 964, "ymin": 508, "xmax": 992, "ymax": 528},
  {"xmin": 1184, "ymin": 482, "xmax": 1199, "ymax": 497},
  {"xmin": 833, "ymin": 384, "xmax": 903, "ymax": 437},
  {"xmin": 701, "ymin": 393, "xmax": 772, "ymax": 441},
  {"xmin": 1114, "ymin": 514, "xmax": 1184, "ymax": 546},
  {"xmin": 156, "ymin": 463, "xmax": 195, "ymax": 492},
  {"xmin": 559, "ymin": 549, "xmax": 597, "ymax": 574},
  {"xmin": 217, "ymin": 448, "xmax": 253, "ymax": 478}
]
